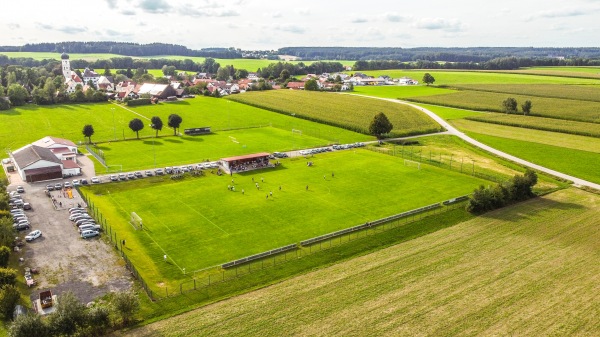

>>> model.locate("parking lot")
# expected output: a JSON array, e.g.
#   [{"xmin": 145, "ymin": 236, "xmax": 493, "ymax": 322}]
[{"xmin": 5, "ymin": 155, "xmax": 132, "ymax": 305}]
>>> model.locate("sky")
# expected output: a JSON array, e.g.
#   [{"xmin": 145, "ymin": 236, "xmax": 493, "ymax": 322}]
[{"xmin": 1, "ymin": 0, "xmax": 600, "ymax": 50}]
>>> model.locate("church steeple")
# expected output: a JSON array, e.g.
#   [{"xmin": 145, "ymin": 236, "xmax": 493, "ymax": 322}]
[{"xmin": 61, "ymin": 51, "xmax": 71, "ymax": 79}]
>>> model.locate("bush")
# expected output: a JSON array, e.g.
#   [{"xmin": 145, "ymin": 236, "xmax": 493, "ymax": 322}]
[
  {"xmin": 0, "ymin": 285, "xmax": 20, "ymax": 319},
  {"xmin": 9, "ymin": 313, "xmax": 51, "ymax": 337},
  {"xmin": 126, "ymin": 98, "xmax": 152, "ymax": 106},
  {"xmin": 110, "ymin": 291, "xmax": 140, "ymax": 327},
  {"xmin": 0, "ymin": 268, "xmax": 17, "ymax": 287},
  {"xmin": 0, "ymin": 246, "xmax": 9, "ymax": 267},
  {"xmin": 467, "ymin": 170, "xmax": 538, "ymax": 214}
]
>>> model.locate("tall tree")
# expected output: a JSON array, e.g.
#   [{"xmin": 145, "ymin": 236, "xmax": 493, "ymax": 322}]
[
  {"xmin": 168, "ymin": 114, "xmax": 183, "ymax": 135},
  {"xmin": 368, "ymin": 112, "xmax": 394, "ymax": 138},
  {"xmin": 521, "ymin": 100, "xmax": 532, "ymax": 115},
  {"xmin": 7, "ymin": 84, "xmax": 28, "ymax": 106},
  {"xmin": 422, "ymin": 73, "xmax": 435, "ymax": 86},
  {"xmin": 304, "ymin": 79, "xmax": 319, "ymax": 91},
  {"xmin": 150, "ymin": 116, "xmax": 163, "ymax": 137},
  {"xmin": 128, "ymin": 118, "xmax": 144, "ymax": 139},
  {"xmin": 47, "ymin": 291, "xmax": 87, "ymax": 336},
  {"xmin": 110, "ymin": 291, "xmax": 140, "ymax": 327},
  {"xmin": 82, "ymin": 124, "xmax": 95, "ymax": 143},
  {"xmin": 502, "ymin": 97, "xmax": 518, "ymax": 113}
]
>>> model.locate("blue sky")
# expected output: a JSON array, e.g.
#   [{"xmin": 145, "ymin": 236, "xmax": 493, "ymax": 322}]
[{"xmin": 2, "ymin": 0, "xmax": 599, "ymax": 49}]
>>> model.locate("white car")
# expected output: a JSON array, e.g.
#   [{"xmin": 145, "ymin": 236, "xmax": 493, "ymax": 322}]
[
  {"xmin": 25, "ymin": 230, "xmax": 42, "ymax": 242},
  {"xmin": 91, "ymin": 176, "xmax": 100, "ymax": 184}
]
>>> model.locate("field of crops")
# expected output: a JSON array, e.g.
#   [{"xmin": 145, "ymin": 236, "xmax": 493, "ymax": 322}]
[
  {"xmin": 82, "ymin": 149, "xmax": 487, "ymax": 291},
  {"xmin": 406, "ymin": 90, "xmax": 600, "ymax": 123},
  {"xmin": 502, "ymin": 67, "xmax": 600, "ymax": 79},
  {"xmin": 465, "ymin": 113, "xmax": 600, "ymax": 138},
  {"xmin": 228, "ymin": 90, "xmax": 441, "ymax": 137},
  {"xmin": 356, "ymin": 70, "xmax": 600, "ymax": 85},
  {"xmin": 450, "ymin": 84, "xmax": 600, "ymax": 102},
  {"xmin": 352, "ymin": 85, "xmax": 456, "ymax": 99},
  {"xmin": 128, "ymin": 188, "xmax": 600, "ymax": 337}
]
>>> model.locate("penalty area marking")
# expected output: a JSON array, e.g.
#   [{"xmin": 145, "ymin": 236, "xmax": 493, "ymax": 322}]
[{"xmin": 179, "ymin": 200, "xmax": 229, "ymax": 234}]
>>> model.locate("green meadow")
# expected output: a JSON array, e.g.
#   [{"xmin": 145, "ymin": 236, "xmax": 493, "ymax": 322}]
[
  {"xmin": 352, "ymin": 85, "xmax": 456, "ymax": 98},
  {"xmin": 82, "ymin": 149, "xmax": 489, "ymax": 291},
  {"xmin": 450, "ymin": 83, "xmax": 600, "ymax": 102}
]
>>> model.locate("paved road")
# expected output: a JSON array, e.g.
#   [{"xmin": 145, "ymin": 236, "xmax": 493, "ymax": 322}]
[{"xmin": 350, "ymin": 94, "xmax": 600, "ymax": 190}]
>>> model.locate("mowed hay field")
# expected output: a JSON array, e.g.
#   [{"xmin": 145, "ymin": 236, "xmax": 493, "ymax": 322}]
[
  {"xmin": 451, "ymin": 84, "xmax": 600, "ymax": 102},
  {"xmin": 129, "ymin": 188, "xmax": 600, "ymax": 337},
  {"xmin": 228, "ymin": 90, "xmax": 441, "ymax": 137}
]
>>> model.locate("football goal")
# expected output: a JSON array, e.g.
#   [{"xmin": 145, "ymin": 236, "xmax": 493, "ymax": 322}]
[
  {"xmin": 404, "ymin": 159, "xmax": 421, "ymax": 170},
  {"xmin": 130, "ymin": 212, "xmax": 143, "ymax": 230},
  {"xmin": 292, "ymin": 129, "xmax": 302, "ymax": 136}
]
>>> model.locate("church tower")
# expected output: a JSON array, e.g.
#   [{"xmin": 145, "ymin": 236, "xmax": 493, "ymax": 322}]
[{"xmin": 61, "ymin": 52, "xmax": 71, "ymax": 80}]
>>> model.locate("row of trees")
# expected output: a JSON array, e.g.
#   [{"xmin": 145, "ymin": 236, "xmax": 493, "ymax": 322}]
[
  {"xmin": 466, "ymin": 170, "xmax": 538, "ymax": 214},
  {"xmin": 9, "ymin": 291, "xmax": 139, "ymax": 337},
  {"xmin": 502, "ymin": 97, "xmax": 533, "ymax": 115},
  {"xmin": 82, "ymin": 113, "xmax": 183, "ymax": 143}
]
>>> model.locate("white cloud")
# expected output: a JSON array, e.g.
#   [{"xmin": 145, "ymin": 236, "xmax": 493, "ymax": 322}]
[
  {"xmin": 385, "ymin": 12, "xmax": 408, "ymax": 22},
  {"xmin": 271, "ymin": 23, "xmax": 306, "ymax": 34},
  {"xmin": 296, "ymin": 8, "xmax": 311, "ymax": 16},
  {"xmin": 415, "ymin": 18, "xmax": 464, "ymax": 32},
  {"xmin": 351, "ymin": 17, "xmax": 369, "ymax": 23},
  {"xmin": 139, "ymin": 0, "xmax": 171, "ymax": 14}
]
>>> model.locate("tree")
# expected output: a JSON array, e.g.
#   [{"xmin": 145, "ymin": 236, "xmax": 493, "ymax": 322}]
[
  {"xmin": 422, "ymin": 73, "xmax": 435, "ymax": 86},
  {"xmin": 47, "ymin": 291, "xmax": 87, "ymax": 336},
  {"xmin": 104, "ymin": 65, "xmax": 112, "ymax": 76},
  {"xmin": 7, "ymin": 84, "xmax": 28, "ymax": 106},
  {"xmin": 368, "ymin": 112, "xmax": 394, "ymax": 138},
  {"xmin": 0, "ymin": 219, "xmax": 16, "ymax": 247},
  {"xmin": 82, "ymin": 124, "xmax": 95, "ymax": 144},
  {"xmin": 0, "ymin": 268, "xmax": 17, "ymax": 287},
  {"xmin": 0, "ymin": 97, "xmax": 9, "ymax": 111},
  {"xmin": 216, "ymin": 67, "xmax": 230, "ymax": 81},
  {"xmin": 110, "ymin": 291, "xmax": 140, "ymax": 326},
  {"xmin": 0, "ymin": 285, "xmax": 20, "ymax": 318},
  {"xmin": 168, "ymin": 114, "xmax": 183, "ymax": 135},
  {"xmin": 0, "ymin": 246, "xmax": 10, "ymax": 268},
  {"xmin": 279, "ymin": 69, "xmax": 291, "ymax": 81},
  {"xmin": 8, "ymin": 313, "xmax": 51, "ymax": 337},
  {"xmin": 502, "ymin": 97, "xmax": 518, "ymax": 113},
  {"xmin": 304, "ymin": 79, "xmax": 319, "ymax": 91},
  {"xmin": 150, "ymin": 116, "xmax": 163, "ymax": 137},
  {"xmin": 234, "ymin": 69, "xmax": 248, "ymax": 79},
  {"xmin": 128, "ymin": 118, "xmax": 144, "ymax": 139},
  {"xmin": 85, "ymin": 305, "xmax": 110, "ymax": 336},
  {"xmin": 521, "ymin": 100, "xmax": 532, "ymax": 115}
]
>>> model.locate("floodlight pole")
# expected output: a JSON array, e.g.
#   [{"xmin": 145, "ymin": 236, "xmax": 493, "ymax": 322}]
[{"xmin": 111, "ymin": 108, "xmax": 116, "ymax": 141}]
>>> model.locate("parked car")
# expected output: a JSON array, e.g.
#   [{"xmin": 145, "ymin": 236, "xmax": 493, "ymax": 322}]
[
  {"xmin": 155, "ymin": 168, "xmax": 164, "ymax": 175},
  {"xmin": 118, "ymin": 173, "xmax": 126, "ymax": 181},
  {"xmin": 46, "ymin": 184, "xmax": 55, "ymax": 191},
  {"xmin": 81, "ymin": 230, "xmax": 99, "ymax": 239},
  {"xmin": 13, "ymin": 223, "xmax": 30, "ymax": 231},
  {"xmin": 273, "ymin": 152, "xmax": 288, "ymax": 158},
  {"xmin": 78, "ymin": 224, "xmax": 101, "ymax": 232},
  {"xmin": 145, "ymin": 170, "xmax": 153, "ymax": 177},
  {"xmin": 81, "ymin": 179, "xmax": 89, "ymax": 185},
  {"xmin": 72, "ymin": 179, "xmax": 80, "ymax": 187},
  {"xmin": 25, "ymin": 230, "xmax": 42, "ymax": 242},
  {"xmin": 75, "ymin": 218, "xmax": 94, "ymax": 226},
  {"xmin": 110, "ymin": 175, "xmax": 118, "ymax": 182},
  {"xmin": 64, "ymin": 182, "xmax": 72, "ymax": 188},
  {"xmin": 134, "ymin": 171, "xmax": 143, "ymax": 178},
  {"xmin": 68, "ymin": 207, "xmax": 86, "ymax": 213},
  {"xmin": 91, "ymin": 177, "xmax": 100, "ymax": 184},
  {"xmin": 23, "ymin": 203, "xmax": 32, "ymax": 210},
  {"xmin": 16, "ymin": 186, "xmax": 25, "ymax": 193},
  {"xmin": 165, "ymin": 167, "xmax": 173, "ymax": 174},
  {"xmin": 54, "ymin": 183, "xmax": 62, "ymax": 190},
  {"xmin": 127, "ymin": 173, "xmax": 135, "ymax": 179}
]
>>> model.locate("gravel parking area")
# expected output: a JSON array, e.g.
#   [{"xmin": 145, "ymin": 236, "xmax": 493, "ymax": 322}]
[{"xmin": 6, "ymin": 155, "xmax": 132, "ymax": 305}]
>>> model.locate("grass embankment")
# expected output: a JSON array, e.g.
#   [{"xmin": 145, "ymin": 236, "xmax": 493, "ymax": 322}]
[
  {"xmin": 128, "ymin": 188, "xmax": 600, "ymax": 336},
  {"xmin": 228, "ymin": 90, "xmax": 441, "ymax": 137},
  {"xmin": 83, "ymin": 149, "xmax": 488, "ymax": 293},
  {"xmin": 462, "ymin": 132, "xmax": 600, "ymax": 185}
]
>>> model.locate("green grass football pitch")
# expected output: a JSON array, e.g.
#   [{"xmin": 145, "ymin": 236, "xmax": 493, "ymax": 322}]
[{"xmin": 83, "ymin": 149, "xmax": 489, "ymax": 288}]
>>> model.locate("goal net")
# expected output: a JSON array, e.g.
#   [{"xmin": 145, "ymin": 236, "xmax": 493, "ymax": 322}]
[
  {"xmin": 292, "ymin": 129, "xmax": 302, "ymax": 136},
  {"xmin": 404, "ymin": 159, "xmax": 421, "ymax": 170},
  {"xmin": 130, "ymin": 212, "xmax": 143, "ymax": 230}
]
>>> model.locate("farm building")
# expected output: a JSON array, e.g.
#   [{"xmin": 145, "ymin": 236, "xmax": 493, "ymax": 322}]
[{"xmin": 136, "ymin": 83, "xmax": 177, "ymax": 100}]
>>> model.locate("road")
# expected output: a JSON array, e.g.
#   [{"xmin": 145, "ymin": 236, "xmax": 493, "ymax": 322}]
[{"xmin": 350, "ymin": 94, "xmax": 600, "ymax": 191}]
